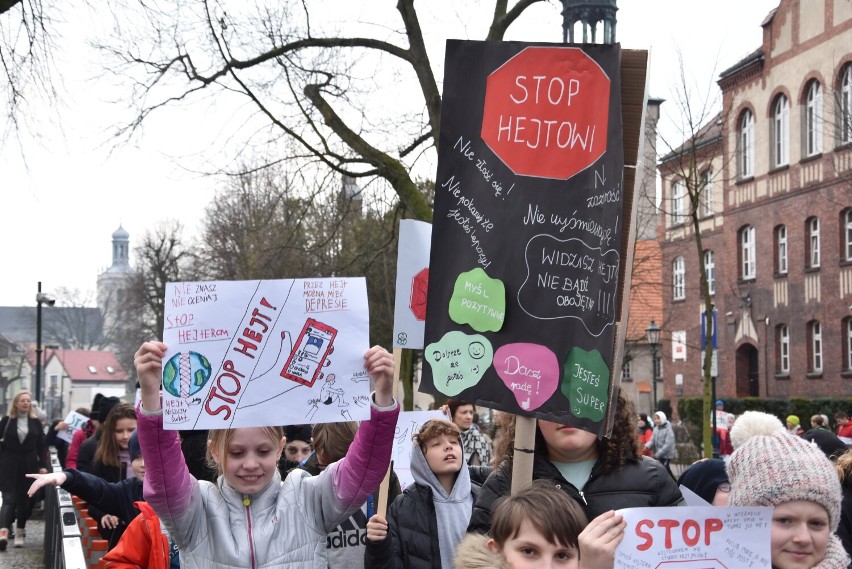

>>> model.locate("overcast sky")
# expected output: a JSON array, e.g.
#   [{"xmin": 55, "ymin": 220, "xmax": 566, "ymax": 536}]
[{"xmin": 0, "ymin": 0, "xmax": 779, "ymax": 307}]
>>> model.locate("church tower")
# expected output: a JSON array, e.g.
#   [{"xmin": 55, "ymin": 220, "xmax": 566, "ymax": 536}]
[
  {"xmin": 561, "ymin": 0, "xmax": 618, "ymax": 44},
  {"xmin": 97, "ymin": 225, "xmax": 136, "ymax": 338}
]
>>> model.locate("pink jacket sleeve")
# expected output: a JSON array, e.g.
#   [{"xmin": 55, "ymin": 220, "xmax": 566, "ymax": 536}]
[
  {"xmin": 137, "ymin": 408, "xmax": 194, "ymax": 520},
  {"xmin": 65, "ymin": 429, "xmax": 86, "ymax": 470},
  {"xmin": 330, "ymin": 398, "xmax": 400, "ymax": 509}
]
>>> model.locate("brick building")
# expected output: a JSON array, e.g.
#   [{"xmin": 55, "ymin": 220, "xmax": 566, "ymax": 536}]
[{"xmin": 659, "ymin": 0, "xmax": 852, "ymax": 408}]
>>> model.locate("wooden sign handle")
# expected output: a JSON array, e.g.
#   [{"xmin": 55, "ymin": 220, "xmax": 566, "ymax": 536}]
[
  {"xmin": 376, "ymin": 347, "xmax": 403, "ymax": 517},
  {"xmin": 511, "ymin": 415, "xmax": 537, "ymax": 494}
]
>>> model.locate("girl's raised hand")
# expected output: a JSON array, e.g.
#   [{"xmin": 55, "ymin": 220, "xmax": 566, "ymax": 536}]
[
  {"xmin": 26, "ymin": 472, "xmax": 67, "ymax": 497},
  {"xmin": 364, "ymin": 346, "xmax": 395, "ymax": 407},
  {"xmin": 135, "ymin": 341, "xmax": 167, "ymax": 412},
  {"xmin": 578, "ymin": 510, "xmax": 626, "ymax": 569}
]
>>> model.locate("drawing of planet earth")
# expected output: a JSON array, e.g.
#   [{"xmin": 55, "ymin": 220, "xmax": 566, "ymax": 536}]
[{"xmin": 162, "ymin": 351, "xmax": 212, "ymax": 398}]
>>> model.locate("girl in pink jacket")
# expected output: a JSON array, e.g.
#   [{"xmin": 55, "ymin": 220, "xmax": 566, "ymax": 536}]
[{"xmin": 134, "ymin": 341, "xmax": 399, "ymax": 569}]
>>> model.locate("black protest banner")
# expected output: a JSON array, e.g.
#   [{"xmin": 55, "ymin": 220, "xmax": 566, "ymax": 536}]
[{"xmin": 421, "ymin": 40, "xmax": 625, "ymax": 432}]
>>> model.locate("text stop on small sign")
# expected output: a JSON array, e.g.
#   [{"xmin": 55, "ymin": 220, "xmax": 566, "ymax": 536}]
[{"xmin": 480, "ymin": 46, "xmax": 610, "ymax": 180}]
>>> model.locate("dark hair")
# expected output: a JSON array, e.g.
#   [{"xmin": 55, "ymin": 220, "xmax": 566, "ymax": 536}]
[
  {"xmin": 638, "ymin": 413, "xmax": 652, "ymax": 434},
  {"xmin": 446, "ymin": 399, "xmax": 475, "ymax": 422},
  {"xmin": 836, "ymin": 411, "xmax": 849, "ymax": 421},
  {"xmin": 490, "ymin": 479, "xmax": 587, "ymax": 550},
  {"xmin": 94, "ymin": 404, "xmax": 137, "ymax": 467}
]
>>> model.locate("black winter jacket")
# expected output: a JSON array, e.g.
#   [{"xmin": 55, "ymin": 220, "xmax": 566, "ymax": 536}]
[
  {"xmin": 61, "ymin": 469, "xmax": 144, "ymax": 527},
  {"xmin": 365, "ymin": 466, "xmax": 491, "ymax": 569},
  {"xmin": 468, "ymin": 455, "xmax": 683, "ymax": 534},
  {"xmin": 0, "ymin": 416, "xmax": 48, "ymax": 495}
]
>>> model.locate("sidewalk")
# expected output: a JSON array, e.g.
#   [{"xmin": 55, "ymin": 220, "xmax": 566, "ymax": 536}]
[{"xmin": 0, "ymin": 518, "xmax": 45, "ymax": 568}]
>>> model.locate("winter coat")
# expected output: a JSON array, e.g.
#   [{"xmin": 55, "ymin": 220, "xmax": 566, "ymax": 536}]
[
  {"xmin": 637, "ymin": 427, "xmax": 653, "ymax": 457},
  {"xmin": 0, "ymin": 415, "xmax": 48, "ymax": 495},
  {"xmin": 364, "ymin": 452, "xmax": 491, "ymax": 569},
  {"xmin": 76, "ymin": 432, "xmax": 100, "ymax": 474},
  {"xmin": 138, "ymin": 397, "xmax": 399, "ymax": 569},
  {"xmin": 102, "ymin": 501, "xmax": 174, "ymax": 569},
  {"xmin": 60, "ymin": 469, "xmax": 143, "ymax": 527},
  {"xmin": 646, "ymin": 421, "xmax": 677, "ymax": 460},
  {"xmin": 468, "ymin": 454, "xmax": 683, "ymax": 533},
  {"xmin": 65, "ymin": 426, "xmax": 90, "ymax": 470},
  {"xmin": 453, "ymin": 533, "xmax": 510, "ymax": 569}
]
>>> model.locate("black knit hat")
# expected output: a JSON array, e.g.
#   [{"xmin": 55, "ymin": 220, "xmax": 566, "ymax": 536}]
[
  {"xmin": 677, "ymin": 458, "xmax": 728, "ymax": 505},
  {"xmin": 803, "ymin": 428, "xmax": 849, "ymax": 461},
  {"xmin": 92, "ymin": 396, "xmax": 121, "ymax": 422},
  {"xmin": 284, "ymin": 424, "xmax": 313, "ymax": 445},
  {"xmin": 127, "ymin": 431, "xmax": 141, "ymax": 461}
]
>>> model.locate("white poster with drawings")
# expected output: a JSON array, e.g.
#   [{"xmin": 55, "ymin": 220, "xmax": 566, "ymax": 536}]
[
  {"xmin": 393, "ymin": 220, "xmax": 432, "ymax": 350},
  {"xmin": 57, "ymin": 410, "xmax": 90, "ymax": 443},
  {"xmin": 390, "ymin": 410, "xmax": 445, "ymax": 488},
  {"xmin": 616, "ymin": 506, "xmax": 772, "ymax": 569},
  {"xmin": 162, "ymin": 278, "xmax": 371, "ymax": 430}
]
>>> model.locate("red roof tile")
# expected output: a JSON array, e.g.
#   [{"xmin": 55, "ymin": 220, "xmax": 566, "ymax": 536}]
[
  {"xmin": 626, "ymin": 240, "xmax": 663, "ymax": 342},
  {"xmin": 40, "ymin": 349, "xmax": 128, "ymax": 382}
]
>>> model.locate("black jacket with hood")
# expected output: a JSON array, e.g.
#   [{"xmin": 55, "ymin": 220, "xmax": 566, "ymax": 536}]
[
  {"xmin": 364, "ymin": 442, "xmax": 491, "ymax": 569},
  {"xmin": 468, "ymin": 453, "xmax": 683, "ymax": 534}
]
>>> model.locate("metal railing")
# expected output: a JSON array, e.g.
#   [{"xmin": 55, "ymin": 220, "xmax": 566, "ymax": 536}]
[{"xmin": 44, "ymin": 448, "xmax": 87, "ymax": 569}]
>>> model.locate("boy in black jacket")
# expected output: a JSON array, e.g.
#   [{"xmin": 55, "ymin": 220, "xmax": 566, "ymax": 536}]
[{"xmin": 365, "ymin": 419, "xmax": 490, "ymax": 569}]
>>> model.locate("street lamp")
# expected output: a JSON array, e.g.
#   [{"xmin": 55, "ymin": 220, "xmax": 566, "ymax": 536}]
[
  {"xmin": 645, "ymin": 320, "xmax": 661, "ymax": 409},
  {"xmin": 35, "ymin": 281, "xmax": 56, "ymax": 413}
]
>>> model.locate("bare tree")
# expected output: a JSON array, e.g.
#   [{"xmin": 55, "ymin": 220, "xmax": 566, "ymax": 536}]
[
  {"xmin": 0, "ymin": 0, "xmax": 57, "ymax": 138},
  {"xmin": 0, "ymin": 335, "xmax": 26, "ymax": 414},
  {"xmin": 656, "ymin": 56, "xmax": 735, "ymax": 458},
  {"xmin": 99, "ymin": 0, "xmax": 547, "ymax": 223},
  {"xmin": 112, "ymin": 220, "xmax": 197, "ymax": 379}
]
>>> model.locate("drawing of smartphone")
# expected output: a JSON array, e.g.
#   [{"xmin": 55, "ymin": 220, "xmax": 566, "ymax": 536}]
[{"xmin": 280, "ymin": 318, "xmax": 337, "ymax": 387}]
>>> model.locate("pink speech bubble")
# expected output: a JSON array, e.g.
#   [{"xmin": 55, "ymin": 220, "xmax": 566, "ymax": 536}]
[{"xmin": 493, "ymin": 343, "xmax": 559, "ymax": 411}]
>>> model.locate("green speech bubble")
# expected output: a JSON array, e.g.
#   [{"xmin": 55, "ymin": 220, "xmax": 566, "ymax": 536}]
[
  {"xmin": 449, "ymin": 268, "xmax": 506, "ymax": 333},
  {"xmin": 425, "ymin": 330, "xmax": 493, "ymax": 397},
  {"xmin": 561, "ymin": 347, "xmax": 610, "ymax": 422}
]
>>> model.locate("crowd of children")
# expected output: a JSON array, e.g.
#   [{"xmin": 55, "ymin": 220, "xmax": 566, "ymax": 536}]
[{"xmin": 11, "ymin": 338, "xmax": 852, "ymax": 569}]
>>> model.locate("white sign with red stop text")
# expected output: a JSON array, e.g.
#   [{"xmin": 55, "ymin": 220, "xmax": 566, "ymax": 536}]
[{"xmin": 615, "ymin": 506, "xmax": 772, "ymax": 569}]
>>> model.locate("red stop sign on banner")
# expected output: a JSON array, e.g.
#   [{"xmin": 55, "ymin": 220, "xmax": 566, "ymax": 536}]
[
  {"xmin": 481, "ymin": 47, "xmax": 610, "ymax": 180},
  {"xmin": 410, "ymin": 267, "xmax": 429, "ymax": 321}
]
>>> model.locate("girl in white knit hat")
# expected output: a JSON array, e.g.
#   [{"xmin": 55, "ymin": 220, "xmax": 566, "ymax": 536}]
[{"xmin": 727, "ymin": 411, "xmax": 850, "ymax": 569}]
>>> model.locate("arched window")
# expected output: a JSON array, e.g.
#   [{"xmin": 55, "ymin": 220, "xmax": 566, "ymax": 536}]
[
  {"xmin": 673, "ymin": 257, "xmax": 685, "ymax": 300},
  {"xmin": 772, "ymin": 94, "xmax": 789, "ymax": 167},
  {"xmin": 739, "ymin": 110, "xmax": 755, "ymax": 178},
  {"xmin": 774, "ymin": 225, "xmax": 788, "ymax": 274},
  {"xmin": 806, "ymin": 216, "xmax": 820, "ymax": 269},
  {"xmin": 840, "ymin": 64, "xmax": 852, "ymax": 145},
  {"xmin": 776, "ymin": 324, "xmax": 790, "ymax": 374},
  {"xmin": 804, "ymin": 81, "xmax": 823, "ymax": 157},
  {"xmin": 703, "ymin": 250, "xmax": 715, "ymax": 295},
  {"xmin": 739, "ymin": 225, "xmax": 756, "ymax": 280}
]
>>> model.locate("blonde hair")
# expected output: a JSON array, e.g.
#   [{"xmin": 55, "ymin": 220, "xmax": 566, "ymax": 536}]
[
  {"xmin": 8, "ymin": 392, "xmax": 37, "ymax": 419},
  {"xmin": 206, "ymin": 426, "xmax": 283, "ymax": 476}
]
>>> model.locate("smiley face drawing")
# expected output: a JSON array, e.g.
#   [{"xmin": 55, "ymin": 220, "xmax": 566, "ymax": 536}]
[{"xmin": 469, "ymin": 341, "xmax": 486, "ymax": 359}]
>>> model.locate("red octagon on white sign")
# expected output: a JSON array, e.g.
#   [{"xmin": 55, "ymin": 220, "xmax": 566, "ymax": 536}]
[{"xmin": 481, "ymin": 46, "xmax": 610, "ymax": 180}]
